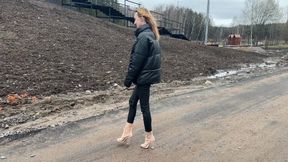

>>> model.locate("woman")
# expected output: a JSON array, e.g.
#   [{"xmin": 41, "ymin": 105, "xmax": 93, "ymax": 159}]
[{"xmin": 117, "ymin": 7, "xmax": 161, "ymax": 149}]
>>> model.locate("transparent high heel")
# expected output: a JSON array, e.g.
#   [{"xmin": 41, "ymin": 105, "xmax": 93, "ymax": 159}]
[
  {"xmin": 140, "ymin": 134, "xmax": 155, "ymax": 149},
  {"xmin": 117, "ymin": 134, "xmax": 132, "ymax": 145},
  {"xmin": 117, "ymin": 123, "xmax": 133, "ymax": 145}
]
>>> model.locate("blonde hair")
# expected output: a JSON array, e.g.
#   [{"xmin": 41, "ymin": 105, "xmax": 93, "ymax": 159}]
[{"xmin": 136, "ymin": 8, "xmax": 160, "ymax": 41}]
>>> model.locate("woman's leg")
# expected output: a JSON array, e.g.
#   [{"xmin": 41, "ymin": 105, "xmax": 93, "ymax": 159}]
[
  {"xmin": 117, "ymin": 87, "xmax": 139, "ymax": 144},
  {"xmin": 138, "ymin": 85, "xmax": 152, "ymax": 132},
  {"xmin": 127, "ymin": 86, "xmax": 139, "ymax": 124},
  {"xmin": 138, "ymin": 85, "xmax": 155, "ymax": 149}
]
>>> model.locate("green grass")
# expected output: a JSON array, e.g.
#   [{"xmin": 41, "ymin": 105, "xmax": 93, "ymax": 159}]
[{"xmin": 266, "ymin": 44, "xmax": 288, "ymax": 49}]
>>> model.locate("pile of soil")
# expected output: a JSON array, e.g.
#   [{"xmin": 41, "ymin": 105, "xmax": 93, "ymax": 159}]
[{"xmin": 0, "ymin": 0, "xmax": 265, "ymax": 99}]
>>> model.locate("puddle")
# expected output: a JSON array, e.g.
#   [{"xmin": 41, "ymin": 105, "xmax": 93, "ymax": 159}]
[
  {"xmin": 258, "ymin": 63, "xmax": 276, "ymax": 68},
  {"xmin": 208, "ymin": 60, "xmax": 278, "ymax": 79},
  {"xmin": 208, "ymin": 70, "xmax": 238, "ymax": 79}
]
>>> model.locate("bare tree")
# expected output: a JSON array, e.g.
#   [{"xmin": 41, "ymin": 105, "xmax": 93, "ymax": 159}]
[
  {"xmin": 243, "ymin": 0, "xmax": 282, "ymax": 25},
  {"xmin": 231, "ymin": 16, "xmax": 241, "ymax": 34},
  {"xmin": 154, "ymin": 4, "xmax": 207, "ymax": 41},
  {"xmin": 243, "ymin": 0, "xmax": 283, "ymax": 45}
]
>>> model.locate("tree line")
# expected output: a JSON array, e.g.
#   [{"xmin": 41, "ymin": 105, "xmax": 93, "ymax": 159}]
[
  {"xmin": 153, "ymin": 0, "xmax": 288, "ymax": 45},
  {"xmin": 154, "ymin": 5, "xmax": 208, "ymax": 41},
  {"xmin": 58, "ymin": 0, "xmax": 287, "ymax": 44},
  {"xmin": 210, "ymin": 23, "xmax": 288, "ymax": 45}
]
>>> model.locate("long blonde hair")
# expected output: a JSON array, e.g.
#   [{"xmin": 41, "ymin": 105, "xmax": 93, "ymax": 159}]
[{"xmin": 136, "ymin": 8, "xmax": 160, "ymax": 41}]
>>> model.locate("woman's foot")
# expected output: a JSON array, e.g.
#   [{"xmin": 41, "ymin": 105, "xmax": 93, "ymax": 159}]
[
  {"xmin": 117, "ymin": 123, "xmax": 133, "ymax": 145},
  {"xmin": 140, "ymin": 131, "xmax": 155, "ymax": 149}
]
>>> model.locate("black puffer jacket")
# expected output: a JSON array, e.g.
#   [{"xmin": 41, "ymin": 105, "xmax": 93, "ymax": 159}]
[{"xmin": 124, "ymin": 24, "xmax": 161, "ymax": 87}]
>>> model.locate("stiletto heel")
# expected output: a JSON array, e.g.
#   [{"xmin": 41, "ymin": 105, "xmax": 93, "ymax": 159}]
[
  {"xmin": 140, "ymin": 133, "xmax": 155, "ymax": 149},
  {"xmin": 149, "ymin": 141, "xmax": 155, "ymax": 149},
  {"xmin": 140, "ymin": 140, "xmax": 155, "ymax": 149},
  {"xmin": 117, "ymin": 135, "xmax": 132, "ymax": 145},
  {"xmin": 116, "ymin": 123, "xmax": 133, "ymax": 145}
]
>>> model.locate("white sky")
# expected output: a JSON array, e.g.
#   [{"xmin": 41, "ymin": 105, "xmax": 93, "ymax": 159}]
[{"xmin": 119, "ymin": 0, "xmax": 288, "ymax": 27}]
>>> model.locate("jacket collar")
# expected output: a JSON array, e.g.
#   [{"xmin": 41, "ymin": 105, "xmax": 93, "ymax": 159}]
[{"xmin": 135, "ymin": 24, "xmax": 151, "ymax": 37}]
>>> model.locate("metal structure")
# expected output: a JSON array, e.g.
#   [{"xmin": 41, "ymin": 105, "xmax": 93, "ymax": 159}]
[
  {"xmin": 124, "ymin": 0, "xmax": 140, "ymax": 27},
  {"xmin": 61, "ymin": 0, "xmax": 188, "ymax": 40}
]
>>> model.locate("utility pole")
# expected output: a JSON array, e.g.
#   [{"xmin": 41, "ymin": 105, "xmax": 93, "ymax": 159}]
[
  {"xmin": 204, "ymin": 0, "xmax": 210, "ymax": 45},
  {"xmin": 219, "ymin": 27, "xmax": 223, "ymax": 43},
  {"xmin": 250, "ymin": 1, "xmax": 253, "ymax": 47}
]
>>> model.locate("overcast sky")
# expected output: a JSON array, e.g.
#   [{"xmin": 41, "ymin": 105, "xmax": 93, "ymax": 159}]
[{"xmin": 119, "ymin": 0, "xmax": 288, "ymax": 27}]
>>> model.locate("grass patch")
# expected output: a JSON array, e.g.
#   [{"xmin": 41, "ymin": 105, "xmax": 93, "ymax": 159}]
[{"xmin": 266, "ymin": 44, "xmax": 288, "ymax": 49}]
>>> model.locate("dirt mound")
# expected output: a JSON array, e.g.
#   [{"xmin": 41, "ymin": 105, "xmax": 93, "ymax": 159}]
[{"xmin": 0, "ymin": 0, "xmax": 265, "ymax": 98}]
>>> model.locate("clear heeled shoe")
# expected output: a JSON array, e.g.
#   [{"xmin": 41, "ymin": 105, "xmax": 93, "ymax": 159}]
[
  {"xmin": 117, "ymin": 123, "xmax": 133, "ymax": 145},
  {"xmin": 117, "ymin": 134, "xmax": 132, "ymax": 145},
  {"xmin": 140, "ymin": 134, "xmax": 155, "ymax": 149}
]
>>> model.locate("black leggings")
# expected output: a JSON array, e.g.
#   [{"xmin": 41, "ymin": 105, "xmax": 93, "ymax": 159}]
[{"xmin": 127, "ymin": 84, "xmax": 152, "ymax": 132}]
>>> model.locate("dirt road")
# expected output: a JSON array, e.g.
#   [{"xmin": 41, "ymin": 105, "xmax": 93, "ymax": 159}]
[{"xmin": 1, "ymin": 70, "xmax": 288, "ymax": 162}]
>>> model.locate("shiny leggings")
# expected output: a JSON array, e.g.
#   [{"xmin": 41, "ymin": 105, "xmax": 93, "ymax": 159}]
[{"xmin": 127, "ymin": 84, "xmax": 152, "ymax": 132}]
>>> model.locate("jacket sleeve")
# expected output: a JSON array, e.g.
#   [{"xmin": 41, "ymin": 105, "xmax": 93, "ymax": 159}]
[{"xmin": 124, "ymin": 36, "xmax": 149, "ymax": 87}]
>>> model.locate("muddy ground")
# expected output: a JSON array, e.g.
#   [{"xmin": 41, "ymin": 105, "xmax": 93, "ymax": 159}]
[
  {"xmin": 1, "ymin": 51, "xmax": 287, "ymax": 143},
  {"xmin": 1, "ymin": 63, "xmax": 288, "ymax": 162},
  {"xmin": 0, "ymin": 0, "xmax": 265, "ymax": 98},
  {"xmin": 0, "ymin": 0, "xmax": 288, "ymax": 142}
]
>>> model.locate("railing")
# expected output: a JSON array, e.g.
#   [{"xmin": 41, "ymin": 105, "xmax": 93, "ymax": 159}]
[
  {"xmin": 150, "ymin": 11, "xmax": 184, "ymax": 34},
  {"xmin": 61, "ymin": 0, "xmax": 185, "ymax": 35}
]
